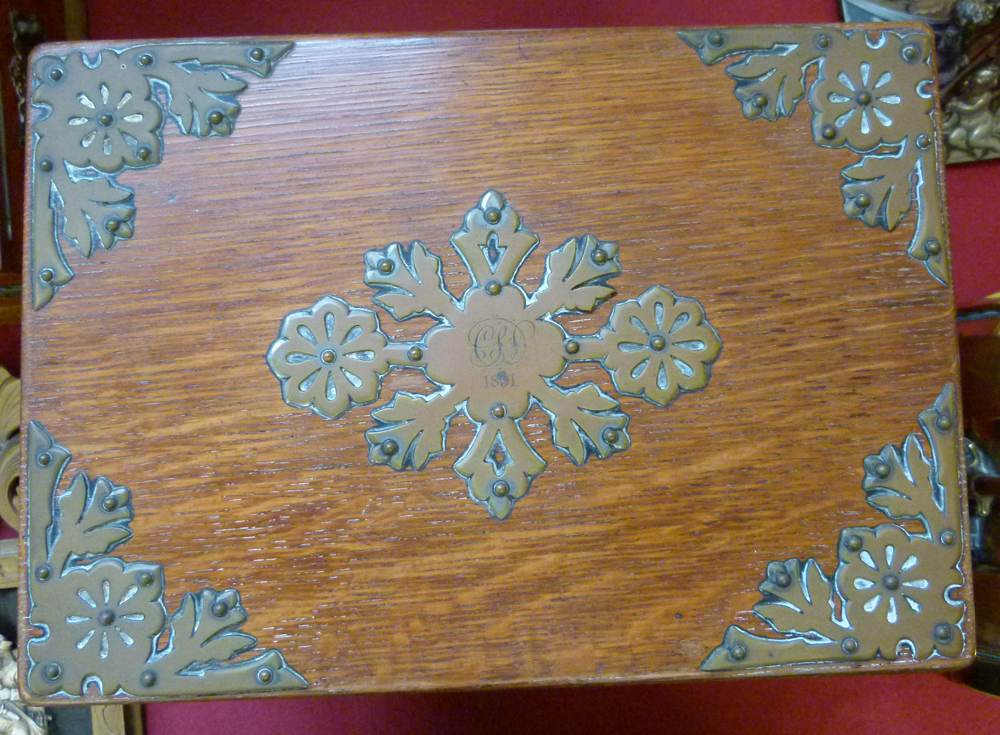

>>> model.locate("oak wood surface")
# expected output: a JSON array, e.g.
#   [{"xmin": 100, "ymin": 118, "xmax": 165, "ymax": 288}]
[{"xmin": 19, "ymin": 29, "xmax": 964, "ymax": 696}]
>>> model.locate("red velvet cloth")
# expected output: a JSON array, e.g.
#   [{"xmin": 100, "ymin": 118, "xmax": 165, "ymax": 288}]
[{"xmin": 81, "ymin": 1, "xmax": 1000, "ymax": 731}]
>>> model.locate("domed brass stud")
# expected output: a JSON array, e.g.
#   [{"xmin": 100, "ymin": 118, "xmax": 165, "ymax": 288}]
[
  {"xmin": 873, "ymin": 461, "xmax": 891, "ymax": 478},
  {"xmin": 845, "ymin": 535, "xmax": 863, "ymax": 552},
  {"xmin": 730, "ymin": 643, "xmax": 747, "ymax": 661},
  {"xmin": 257, "ymin": 667, "xmax": 274, "ymax": 684},
  {"xmin": 320, "ymin": 349, "xmax": 337, "ymax": 364},
  {"xmin": 940, "ymin": 530, "xmax": 956, "ymax": 546},
  {"xmin": 39, "ymin": 158, "xmax": 53, "ymax": 172},
  {"xmin": 491, "ymin": 404, "xmax": 506, "ymax": 419},
  {"xmin": 137, "ymin": 53, "xmax": 154, "ymax": 67},
  {"xmin": 407, "ymin": 346, "xmax": 423, "ymax": 361},
  {"xmin": 565, "ymin": 339, "xmax": 580, "ymax": 355},
  {"xmin": 916, "ymin": 134, "xmax": 931, "ymax": 149},
  {"xmin": 925, "ymin": 239, "xmax": 942, "ymax": 256},
  {"xmin": 592, "ymin": 249, "xmax": 608, "ymax": 265},
  {"xmin": 603, "ymin": 428, "xmax": 619, "ymax": 444},
  {"xmin": 249, "ymin": 48, "xmax": 266, "ymax": 62},
  {"xmin": 486, "ymin": 280, "xmax": 502, "ymax": 295},
  {"xmin": 484, "ymin": 207, "xmax": 501, "ymax": 224},
  {"xmin": 140, "ymin": 670, "xmax": 157, "ymax": 687},
  {"xmin": 842, "ymin": 637, "xmax": 859, "ymax": 654},
  {"xmin": 208, "ymin": 110, "xmax": 224, "ymax": 126},
  {"xmin": 378, "ymin": 258, "xmax": 394, "ymax": 274},
  {"xmin": 821, "ymin": 125, "xmax": 837, "ymax": 140},
  {"xmin": 382, "ymin": 440, "xmax": 398, "ymax": 456},
  {"xmin": 650, "ymin": 335, "xmax": 667, "ymax": 352},
  {"xmin": 44, "ymin": 663, "xmax": 61, "ymax": 681},
  {"xmin": 211, "ymin": 601, "xmax": 229, "ymax": 617},
  {"xmin": 855, "ymin": 193, "xmax": 872, "ymax": 209},
  {"xmin": 708, "ymin": 31, "xmax": 725, "ymax": 47},
  {"xmin": 493, "ymin": 480, "xmax": 510, "ymax": 497},
  {"xmin": 98, "ymin": 610, "xmax": 116, "ymax": 626}
]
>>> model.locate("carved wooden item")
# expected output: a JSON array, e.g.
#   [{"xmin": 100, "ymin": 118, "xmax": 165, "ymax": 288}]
[{"xmin": 18, "ymin": 27, "xmax": 968, "ymax": 702}]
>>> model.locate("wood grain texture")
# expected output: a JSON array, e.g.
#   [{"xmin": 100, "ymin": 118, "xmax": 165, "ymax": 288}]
[{"xmin": 18, "ymin": 28, "xmax": 966, "ymax": 699}]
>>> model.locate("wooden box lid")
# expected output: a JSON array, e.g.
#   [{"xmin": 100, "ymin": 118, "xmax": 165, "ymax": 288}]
[{"xmin": 18, "ymin": 25, "xmax": 969, "ymax": 703}]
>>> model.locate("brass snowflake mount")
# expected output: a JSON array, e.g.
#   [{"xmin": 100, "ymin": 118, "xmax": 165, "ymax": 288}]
[{"xmin": 267, "ymin": 191, "xmax": 722, "ymax": 519}]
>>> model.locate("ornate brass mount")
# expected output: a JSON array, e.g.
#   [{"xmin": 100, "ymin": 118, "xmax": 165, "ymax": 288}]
[
  {"xmin": 681, "ymin": 27, "xmax": 950, "ymax": 286},
  {"xmin": 841, "ymin": 1, "xmax": 1000, "ymax": 164},
  {"xmin": 24, "ymin": 422, "xmax": 308, "ymax": 698},
  {"xmin": 28, "ymin": 41, "xmax": 292, "ymax": 310},
  {"xmin": 704, "ymin": 385, "xmax": 966, "ymax": 671},
  {"xmin": 267, "ymin": 191, "xmax": 722, "ymax": 520}
]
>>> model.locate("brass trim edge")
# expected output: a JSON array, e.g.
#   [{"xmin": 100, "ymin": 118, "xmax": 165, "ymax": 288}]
[
  {"xmin": 680, "ymin": 26, "xmax": 951, "ymax": 286},
  {"xmin": 266, "ymin": 190, "xmax": 723, "ymax": 520},
  {"xmin": 702, "ymin": 384, "xmax": 967, "ymax": 671},
  {"xmin": 24, "ymin": 421, "xmax": 309, "ymax": 699},
  {"xmin": 28, "ymin": 41, "xmax": 293, "ymax": 310}
]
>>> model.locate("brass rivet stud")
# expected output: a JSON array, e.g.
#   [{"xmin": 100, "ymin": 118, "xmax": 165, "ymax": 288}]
[
  {"xmin": 855, "ymin": 193, "xmax": 872, "ymax": 209},
  {"xmin": 603, "ymin": 428, "xmax": 619, "ymax": 444},
  {"xmin": 883, "ymin": 574, "xmax": 900, "ymax": 591},
  {"xmin": 730, "ymin": 643, "xmax": 747, "ymax": 661},
  {"xmin": 592, "ymin": 249, "xmax": 608, "ymax": 265},
  {"xmin": 105, "ymin": 218, "xmax": 120, "ymax": 233},
  {"xmin": 493, "ymin": 480, "xmax": 510, "ymax": 497},
  {"xmin": 842, "ymin": 637, "xmax": 859, "ymax": 654},
  {"xmin": 101, "ymin": 496, "xmax": 118, "ymax": 512},
  {"xmin": 137, "ymin": 146, "xmax": 152, "ymax": 160},
  {"xmin": 35, "ymin": 564, "xmax": 52, "ymax": 581},
  {"xmin": 98, "ymin": 112, "xmax": 114, "ymax": 127},
  {"xmin": 936, "ymin": 415, "xmax": 952, "ymax": 431},
  {"xmin": 98, "ymin": 610, "xmax": 116, "ymax": 627},
  {"xmin": 211, "ymin": 601, "xmax": 229, "ymax": 617},
  {"xmin": 407, "ymin": 346, "xmax": 423, "ymax": 361},
  {"xmin": 774, "ymin": 571, "xmax": 792, "ymax": 588},
  {"xmin": 208, "ymin": 110, "xmax": 224, "ymax": 125},
  {"xmin": 39, "ymin": 158, "xmax": 53, "ymax": 172},
  {"xmin": 39, "ymin": 268, "xmax": 54, "ymax": 284},
  {"xmin": 846, "ymin": 535, "xmax": 863, "ymax": 552},
  {"xmin": 137, "ymin": 571, "xmax": 154, "ymax": 586},
  {"xmin": 933, "ymin": 623, "xmax": 953, "ymax": 643},
  {"xmin": 43, "ymin": 663, "xmax": 61, "ymax": 681},
  {"xmin": 486, "ymin": 280, "xmax": 502, "ymax": 295},
  {"xmin": 751, "ymin": 93, "xmax": 767, "ymax": 109},
  {"xmin": 916, "ymin": 134, "xmax": 931, "ymax": 149},
  {"xmin": 249, "ymin": 48, "xmax": 266, "ymax": 62},
  {"xmin": 140, "ymin": 670, "xmax": 157, "ymax": 687},
  {"xmin": 650, "ymin": 335, "xmax": 667, "ymax": 352},
  {"xmin": 708, "ymin": 31, "xmax": 725, "ymax": 47},
  {"xmin": 37, "ymin": 451, "xmax": 52, "ymax": 467},
  {"xmin": 137, "ymin": 53, "xmax": 153, "ymax": 67},
  {"xmin": 377, "ymin": 258, "xmax": 394, "ymax": 274},
  {"xmin": 484, "ymin": 207, "xmax": 501, "ymax": 224},
  {"xmin": 815, "ymin": 34, "xmax": 831, "ymax": 49},
  {"xmin": 491, "ymin": 404, "xmax": 506, "ymax": 419},
  {"xmin": 856, "ymin": 91, "xmax": 872, "ymax": 106},
  {"xmin": 320, "ymin": 349, "xmax": 336, "ymax": 364},
  {"xmin": 925, "ymin": 239, "xmax": 942, "ymax": 256},
  {"xmin": 821, "ymin": 125, "xmax": 837, "ymax": 140},
  {"xmin": 565, "ymin": 339, "xmax": 580, "ymax": 355},
  {"xmin": 902, "ymin": 44, "xmax": 921, "ymax": 62},
  {"xmin": 382, "ymin": 439, "xmax": 398, "ymax": 456},
  {"xmin": 874, "ymin": 461, "xmax": 891, "ymax": 478},
  {"xmin": 257, "ymin": 667, "xmax": 274, "ymax": 684},
  {"xmin": 48, "ymin": 67, "xmax": 63, "ymax": 81},
  {"xmin": 940, "ymin": 530, "xmax": 956, "ymax": 546}
]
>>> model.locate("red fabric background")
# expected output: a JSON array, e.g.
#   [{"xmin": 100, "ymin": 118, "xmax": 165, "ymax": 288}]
[{"xmin": 80, "ymin": 1, "xmax": 1000, "ymax": 732}]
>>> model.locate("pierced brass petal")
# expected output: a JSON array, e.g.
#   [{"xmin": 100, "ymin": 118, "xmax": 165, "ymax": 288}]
[
  {"xmin": 680, "ymin": 27, "xmax": 950, "ymax": 286},
  {"xmin": 702, "ymin": 385, "xmax": 967, "ymax": 671},
  {"xmin": 24, "ymin": 422, "xmax": 308, "ymax": 698},
  {"xmin": 268, "ymin": 191, "xmax": 723, "ymax": 519},
  {"xmin": 29, "ymin": 41, "xmax": 293, "ymax": 309}
]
